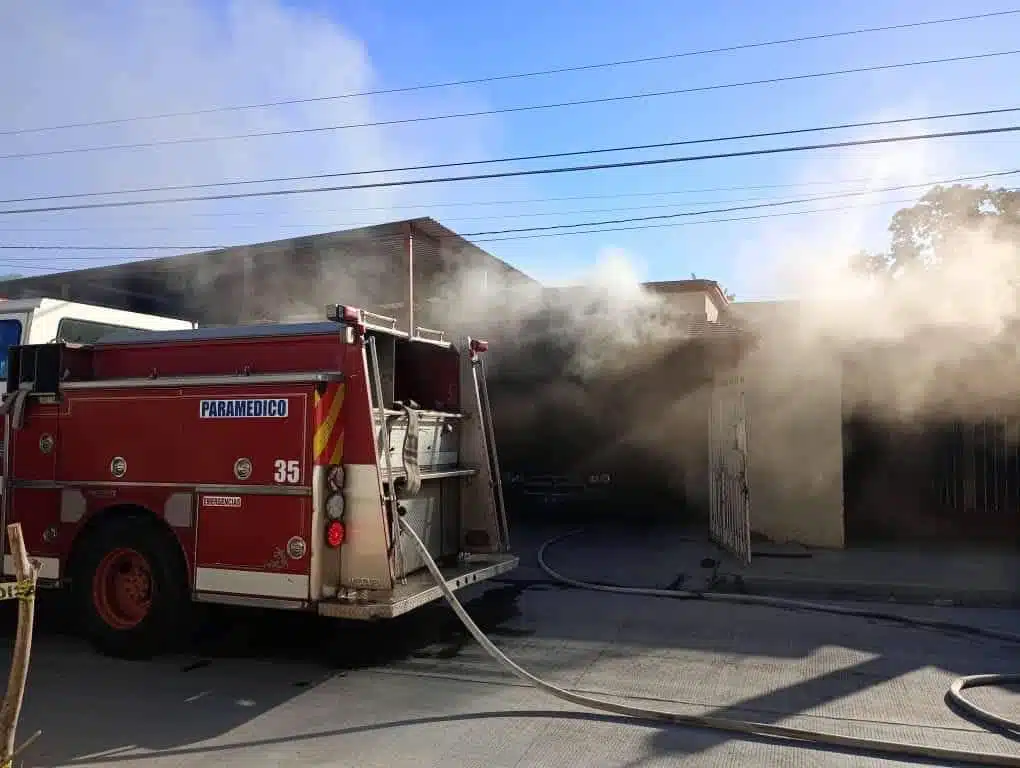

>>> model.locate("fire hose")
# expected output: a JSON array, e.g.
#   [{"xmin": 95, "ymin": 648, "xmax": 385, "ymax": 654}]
[{"xmin": 399, "ymin": 519, "xmax": 1020, "ymax": 767}]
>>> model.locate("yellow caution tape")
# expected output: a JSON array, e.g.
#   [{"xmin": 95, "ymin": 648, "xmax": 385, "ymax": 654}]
[{"xmin": 0, "ymin": 579, "xmax": 34, "ymax": 602}]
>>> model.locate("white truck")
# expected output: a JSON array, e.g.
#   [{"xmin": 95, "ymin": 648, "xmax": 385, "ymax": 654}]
[{"xmin": 0, "ymin": 297, "xmax": 195, "ymax": 393}]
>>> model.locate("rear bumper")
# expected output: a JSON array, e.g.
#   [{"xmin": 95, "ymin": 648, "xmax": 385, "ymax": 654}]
[{"xmin": 317, "ymin": 553, "xmax": 519, "ymax": 619}]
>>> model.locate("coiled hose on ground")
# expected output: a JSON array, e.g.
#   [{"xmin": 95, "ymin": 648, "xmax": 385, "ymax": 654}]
[{"xmin": 400, "ymin": 519, "xmax": 1020, "ymax": 768}]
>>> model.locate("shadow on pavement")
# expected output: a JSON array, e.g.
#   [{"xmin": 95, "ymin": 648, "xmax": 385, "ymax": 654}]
[{"xmin": 0, "ymin": 582, "xmax": 530, "ymax": 767}]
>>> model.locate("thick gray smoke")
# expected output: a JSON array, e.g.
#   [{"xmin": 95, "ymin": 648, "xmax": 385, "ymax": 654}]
[
  {"xmin": 748, "ymin": 184, "xmax": 1020, "ymax": 422},
  {"xmin": 414, "ymin": 246, "xmax": 730, "ymax": 513},
  {"xmin": 428, "ymin": 246, "xmax": 710, "ymax": 378},
  {"xmin": 724, "ymin": 136, "xmax": 1020, "ymax": 545}
]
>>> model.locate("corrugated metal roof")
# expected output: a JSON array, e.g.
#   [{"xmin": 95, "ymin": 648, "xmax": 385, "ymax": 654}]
[
  {"xmin": 0, "ymin": 217, "xmax": 539, "ymax": 323},
  {"xmin": 0, "ymin": 217, "xmax": 535, "ymax": 287}
]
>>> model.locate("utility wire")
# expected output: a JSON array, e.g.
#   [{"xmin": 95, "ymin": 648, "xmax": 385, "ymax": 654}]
[
  {"xmin": 5, "ymin": 105, "xmax": 1020, "ymax": 204},
  {"xmin": 0, "ymin": 185, "xmax": 985, "ymax": 233},
  {"xmin": 3, "ymin": 9, "xmax": 1016, "ymax": 136},
  {"xmin": 2, "ymin": 168, "xmax": 1014, "ymax": 239},
  {"xmin": 471, "ymin": 198, "xmax": 923, "ymax": 243},
  {"xmin": 17, "ymin": 168, "xmax": 999, "ymax": 221},
  {"xmin": 0, "ymin": 194, "xmax": 873, "ymax": 231},
  {"xmin": 0, "ymin": 192, "xmax": 954, "ymax": 232},
  {"xmin": 0, "ymin": 196, "xmax": 925, "ymax": 264},
  {"xmin": 3, "ymin": 123, "xmax": 1020, "ymax": 216},
  {"xmin": 3, "ymin": 49, "xmax": 1018, "ymax": 162},
  {"xmin": 4, "ymin": 169, "xmax": 1015, "ymax": 252},
  {"xmin": 460, "ymin": 170, "xmax": 1020, "ymax": 236},
  {"xmin": 0, "ymin": 245, "xmax": 218, "ymax": 251}
]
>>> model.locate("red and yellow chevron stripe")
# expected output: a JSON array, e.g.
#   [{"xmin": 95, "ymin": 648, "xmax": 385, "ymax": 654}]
[{"xmin": 313, "ymin": 383, "xmax": 345, "ymax": 466}]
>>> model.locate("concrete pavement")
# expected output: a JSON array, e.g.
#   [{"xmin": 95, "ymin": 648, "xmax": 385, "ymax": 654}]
[{"xmin": 0, "ymin": 522, "xmax": 1016, "ymax": 767}]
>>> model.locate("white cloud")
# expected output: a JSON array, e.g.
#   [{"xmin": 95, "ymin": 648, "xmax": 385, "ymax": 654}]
[{"xmin": 0, "ymin": 0, "xmax": 507, "ymax": 271}]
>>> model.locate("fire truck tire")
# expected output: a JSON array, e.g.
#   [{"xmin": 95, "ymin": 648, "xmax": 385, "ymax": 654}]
[{"xmin": 72, "ymin": 516, "xmax": 190, "ymax": 660}]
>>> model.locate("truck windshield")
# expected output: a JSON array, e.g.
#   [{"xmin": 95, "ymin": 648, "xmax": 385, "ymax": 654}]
[{"xmin": 0, "ymin": 319, "xmax": 23, "ymax": 380}]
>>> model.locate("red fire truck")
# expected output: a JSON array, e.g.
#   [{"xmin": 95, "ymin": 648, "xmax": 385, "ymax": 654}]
[{"xmin": 0, "ymin": 305, "xmax": 517, "ymax": 658}]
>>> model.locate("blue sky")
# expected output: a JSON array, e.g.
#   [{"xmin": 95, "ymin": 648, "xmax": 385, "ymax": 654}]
[{"xmin": 1, "ymin": 0, "xmax": 1019, "ymax": 300}]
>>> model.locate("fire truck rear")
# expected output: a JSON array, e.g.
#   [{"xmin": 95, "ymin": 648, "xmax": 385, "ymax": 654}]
[{"xmin": 0, "ymin": 305, "xmax": 517, "ymax": 658}]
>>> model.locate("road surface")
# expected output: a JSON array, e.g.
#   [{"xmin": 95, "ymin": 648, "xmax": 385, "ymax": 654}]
[{"xmin": 2, "ymin": 525, "xmax": 1018, "ymax": 767}]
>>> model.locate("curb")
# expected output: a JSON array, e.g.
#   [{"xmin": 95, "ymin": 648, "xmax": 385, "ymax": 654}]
[{"xmin": 714, "ymin": 573, "xmax": 1020, "ymax": 608}]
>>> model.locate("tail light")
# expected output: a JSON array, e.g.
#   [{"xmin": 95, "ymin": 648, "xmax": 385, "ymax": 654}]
[
  {"xmin": 326, "ymin": 304, "xmax": 365, "ymax": 345},
  {"xmin": 326, "ymin": 520, "xmax": 346, "ymax": 548},
  {"xmin": 326, "ymin": 493, "xmax": 345, "ymax": 520},
  {"xmin": 324, "ymin": 463, "xmax": 346, "ymax": 547},
  {"xmin": 327, "ymin": 304, "xmax": 361, "ymax": 324},
  {"xmin": 327, "ymin": 465, "xmax": 345, "ymax": 492}
]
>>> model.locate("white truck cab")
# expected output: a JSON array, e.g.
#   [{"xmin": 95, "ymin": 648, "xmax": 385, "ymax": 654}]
[{"xmin": 0, "ymin": 297, "xmax": 195, "ymax": 393}]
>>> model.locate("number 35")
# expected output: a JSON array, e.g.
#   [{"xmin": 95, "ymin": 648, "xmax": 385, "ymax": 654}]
[{"xmin": 274, "ymin": 459, "xmax": 300, "ymax": 484}]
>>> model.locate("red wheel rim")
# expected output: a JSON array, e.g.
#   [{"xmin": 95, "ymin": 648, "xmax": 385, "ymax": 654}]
[{"xmin": 91, "ymin": 547, "xmax": 153, "ymax": 630}]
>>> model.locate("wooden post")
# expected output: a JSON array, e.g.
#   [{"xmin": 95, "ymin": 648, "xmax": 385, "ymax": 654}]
[{"xmin": 0, "ymin": 523, "xmax": 38, "ymax": 767}]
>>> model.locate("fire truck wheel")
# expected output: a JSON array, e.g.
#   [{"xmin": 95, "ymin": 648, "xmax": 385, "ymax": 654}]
[{"xmin": 73, "ymin": 516, "xmax": 189, "ymax": 660}]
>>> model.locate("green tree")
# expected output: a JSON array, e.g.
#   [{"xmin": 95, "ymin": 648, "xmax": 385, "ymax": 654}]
[{"xmin": 855, "ymin": 183, "xmax": 1020, "ymax": 276}]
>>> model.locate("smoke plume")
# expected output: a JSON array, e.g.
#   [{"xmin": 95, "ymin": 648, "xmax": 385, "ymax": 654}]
[{"xmin": 743, "ymin": 131, "xmax": 1020, "ymax": 424}]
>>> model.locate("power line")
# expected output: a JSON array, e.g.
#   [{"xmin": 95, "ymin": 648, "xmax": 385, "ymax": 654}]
[
  {"xmin": 0, "ymin": 190, "xmax": 966, "ymax": 232},
  {"xmin": 3, "ymin": 123, "xmax": 1020, "ymax": 216},
  {"xmin": 125, "ymin": 171, "xmax": 1020, "ymax": 213},
  {"xmin": 3, "ymin": 9, "xmax": 1016, "ymax": 136},
  {"xmin": 470, "ymin": 197, "xmax": 923, "ymax": 243},
  {"xmin": 0, "ymin": 196, "xmax": 928, "ymax": 266},
  {"xmin": 3, "ymin": 49, "xmax": 1018, "ymax": 162},
  {"xmin": 0, "ymin": 196, "xmax": 936, "ymax": 232},
  {"xmin": 17, "ymin": 167, "xmax": 997, "ymax": 221},
  {"xmin": 0, "ymin": 245, "xmax": 217, "ymax": 251},
  {"xmin": 460, "ymin": 170, "xmax": 1020, "ymax": 236},
  {"xmin": 4, "ymin": 168, "xmax": 1014, "ymax": 253},
  {"xmin": 5, "ymin": 105, "xmax": 1020, "ymax": 205},
  {"xmin": 2, "ymin": 168, "xmax": 1014, "ymax": 237},
  {"xmin": 0, "ymin": 196, "xmax": 854, "ymax": 231}
]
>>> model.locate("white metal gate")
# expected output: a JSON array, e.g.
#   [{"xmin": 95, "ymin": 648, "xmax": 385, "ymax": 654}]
[{"xmin": 708, "ymin": 374, "xmax": 752, "ymax": 565}]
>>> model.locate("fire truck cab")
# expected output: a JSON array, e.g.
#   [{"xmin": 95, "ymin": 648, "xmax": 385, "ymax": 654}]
[{"xmin": 0, "ymin": 305, "xmax": 517, "ymax": 658}]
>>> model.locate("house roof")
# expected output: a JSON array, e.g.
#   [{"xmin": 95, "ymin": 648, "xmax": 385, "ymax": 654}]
[
  {"xmin": 642, "ymin": 279, "xmax": 729, "ymax": 307},
  {"xmin": 0, "ymin": 217, "xmax": 536, "ymax": 290}
]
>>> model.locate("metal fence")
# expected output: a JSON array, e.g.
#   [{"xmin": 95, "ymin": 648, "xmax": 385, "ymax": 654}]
[
  {"xmin": 932, "ymin": 417, "xmax": 1020, "ymax": 531},
  {"xmin": 708, "ymin": 375, "xmax": 752, "ymax": 565}
]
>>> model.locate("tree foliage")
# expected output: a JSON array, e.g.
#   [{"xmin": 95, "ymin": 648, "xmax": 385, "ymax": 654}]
[{"xmin": 854, "ymin": 183, "xmax": 1020, "ymax": 276}]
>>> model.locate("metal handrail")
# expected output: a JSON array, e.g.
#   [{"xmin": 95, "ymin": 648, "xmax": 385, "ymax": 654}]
[
  {"xmin": 414, "ymin": 326, "xmax": 446, "ymax": 342},
  {"xmin": 361, "ymin": 310, "xmax": 398, "ymax": 330}
]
